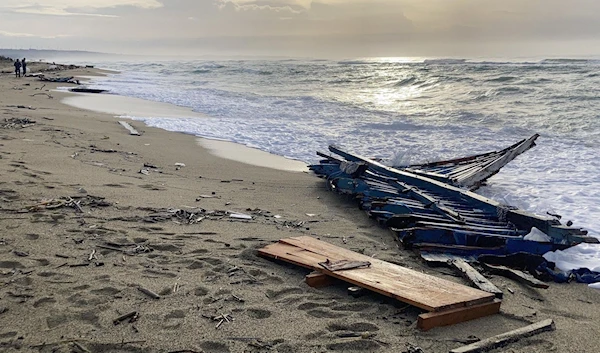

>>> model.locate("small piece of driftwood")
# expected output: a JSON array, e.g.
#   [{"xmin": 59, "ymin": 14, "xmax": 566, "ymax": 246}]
[
  {"xmin": 450, "ymin": 319, "xmax": 555, "ymax": 353},
  {"xmin": 118, "ymin": 121, "xmax": 140, "ymax": 136},
  {"xmin": 138, "ymin": 286, "xmax": 160, "ymax": 299},
  {"xmin": 70, "ymin": 88, "xmax": 107, "ymax": 94},
  {"xmin": 482, "ymin": 263, "xmax": 549, "ymax": 289},
  {"xmin": 113, "ymin": 311, "xmax": 139, "ymax": 325},
  {"xmin": 451, "ymin": 259, "xmax": 503, "ymax": 299},
  {"xmin": 30, "ymin": 93, "xmax": 53, "ymax": 99}
]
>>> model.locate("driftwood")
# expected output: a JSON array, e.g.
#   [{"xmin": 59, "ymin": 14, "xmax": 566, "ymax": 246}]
[
  {"xmin": 113, "ymin": 311, "xmax": 139, "ymax": 325},
  {"xmin": 481, "ymin": 263, "xmax": 549, "ymax": 289},
  {"xmin": 38, "ymin": 76, "xmax": 79, "ymax": 84},
  {"xmin": 2, "ymin": 118, "xmax": 36, "ymax": 129},
  {"xmin": 451, "ymin": 259, "xmax": 503, "ymax": 298},
  {"xmin": 138, "ymin": 286, "xmax": 160, "ymax": 299},
  {"xmin": 450, "ymin": 319, "xmax": 555, "ymax": 353},
  {"xmin": 30, "ymin": 93, "xmax": 53, "ymax": 99},
  {"xmin": 70, "ymin": 88, "xmax": 107, "ymax": 94},
  {"xmin": 118, "ymin": 121, "xmax": 140, "ymax": 136}
]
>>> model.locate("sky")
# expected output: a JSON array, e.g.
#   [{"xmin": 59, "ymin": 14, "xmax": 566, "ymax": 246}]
[{"xmin": 1, "ymin": 0, "xmax": 600, "ymax": 58}]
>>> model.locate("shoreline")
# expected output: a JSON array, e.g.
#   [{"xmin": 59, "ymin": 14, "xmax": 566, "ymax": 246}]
[
  {"xmin": 61, "ymin": 90, "xmax": 309, "ymax": 172},
  {"xmin": 1, "ymin": 62, "xmax": 599, "ymax": 353}
]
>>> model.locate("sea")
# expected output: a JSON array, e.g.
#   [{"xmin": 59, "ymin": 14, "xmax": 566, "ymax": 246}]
[{"xmin": 60, "ymin": 57, "xmax": 600, "ymax": 279}]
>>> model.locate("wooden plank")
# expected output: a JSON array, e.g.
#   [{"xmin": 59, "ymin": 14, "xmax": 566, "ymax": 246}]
[
  {"xmin": 118, "ymin": 121, "xmax": 140, "ymax": 136},
  {"xmin": 305, "ymin": 271, "xmax": 334, "ymax": 288},
  {"xmin": 451, "ymin": 259, "xmax": 503, "ymax": 299},
  {"xmin": 258, "ymin": 236, "xmax": 495, "ymax": 312},
  {"xmin": 449, "ymin": 319, "xmax": 555, "ymax": 353},
  {"xmin": 417, "ymin": 299, "xmax": 502, "ymax": 331},
  {"xmin": 279, "ymin": 237, "xmax": 495, "ymax": 311},
  {"xmin": 482, "ymin": 263, "xmax": 549, "ymax": 289}
]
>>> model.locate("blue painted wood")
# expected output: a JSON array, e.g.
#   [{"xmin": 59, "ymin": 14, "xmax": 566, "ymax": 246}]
[{"xmin": 310, "ymin": 145, "xmax": 598, "ymax": 257}]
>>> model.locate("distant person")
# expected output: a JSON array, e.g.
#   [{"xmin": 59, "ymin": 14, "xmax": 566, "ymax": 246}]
[
  {"xmin": 14, "ymin": 59, "xmax": 21, "ymax": 78},
  {"xmin": 21, "ymin": 58, "xmax": 27, "ymax": 75}
]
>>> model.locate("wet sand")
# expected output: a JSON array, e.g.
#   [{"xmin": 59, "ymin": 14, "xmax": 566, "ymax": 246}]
[{"xmin": 0, "ymin": 61, "xmax": 599, "ymax": 353}]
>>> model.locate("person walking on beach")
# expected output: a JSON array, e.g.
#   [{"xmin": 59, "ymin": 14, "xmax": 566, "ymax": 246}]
[
  {"xmin": 14, "ymin": 59, "xmax": 21, "ymax": 78},
  {"xmin": 21, "ymin": 58, "xmax": 27, "ymax": 76}
]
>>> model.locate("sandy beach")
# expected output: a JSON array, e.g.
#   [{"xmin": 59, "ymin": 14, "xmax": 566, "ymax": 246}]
[{"xmin": 1, "ymin": 62, "xmax": 599, "ymax": 353}]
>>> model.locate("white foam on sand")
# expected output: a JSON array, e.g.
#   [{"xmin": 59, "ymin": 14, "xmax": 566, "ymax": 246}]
[
  {"xmin": 62, "ymin": 93, "xmax": 204, "ymax": 119},
  {"xmin": 198, "ymin": 138, "xmax": 308, "ymax": 172},
  {"xmin": 61, "ymin": 93, "xmax": 308, "ymax": 172}
]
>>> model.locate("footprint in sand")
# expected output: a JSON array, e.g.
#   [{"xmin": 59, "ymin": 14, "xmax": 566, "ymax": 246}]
[
  {"xmin": 200, "ymin": 341, "xmax": 230, "ymax": 353},
  {"xmin": 33, "ymin": 297, "xmax": 56, "ymax": 308},
  {"xmin": 326, "ymin": 340, "xmax": 381, "ymax": 351},
  {"xmin": 87, "ymin": 342, "xmax": 146, "ymax": 353},
  {"xmin": 34, "ymin": 258, "xmax": 50, "ymax": 266},
  {"xmin": 0, "ymin": 188, "xmax": 19, "ymax": 201},
  {"xmin": 187, "ymin": 261, "xmax": 205, "ymax": 270},
  {"xmin": 246, "ymin": 308, "xmax": 272, "ymax": 319},
  {"xmin": 297, "ymin": 302, "xmax": 329, "ymax": 310},
  {"xmin": 327, "ymin": 322, "xmax": 380, "ymax": 332},
  {"xmin": 46, "ymin": 313, "xmax": 69, "ymax": 329},
  {"xmin": 331, "ymin": 302, "xmax": 374, "ymax": 312},
  {"xmin": 198, "ymin": 257, "xmax": 224, "ymax": 266},
  {"xmin": 163, "ymin": 309, "xmax": 186, "ymax": 330},
  {"xmin": 150, "ymin": 243, "xmax": 182, "ymax": 252},
  {"xmin": 142, "ymin": 269, "xmax": 178, "ymax": 278},
  {"xmin": 78, "ymin": 310, "xmax": 101, "ymax": 327},
  {"xmin": 266, "ymin": 287, "xmax": 304, "ymax": 300},
  {"xmin": 0, "ymin": 261, "xmax": 24, "ymax": 268},
  {"xmin": 306, "ymin": 309, "xmax": 349, "ymax": 319},
  {"xmin": 138, "ymin": 184, "xmax": 165, "ymax": 191},
  {"xmin": 194, "ymin": 286, "xmax": 209, "ymax": 297},
  {"xmin": 90, "ymin": 287, "xmax": 121, "ymax": 296}
]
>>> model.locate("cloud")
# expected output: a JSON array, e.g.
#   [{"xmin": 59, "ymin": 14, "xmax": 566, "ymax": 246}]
[
  {"xmin": 1, "ymin": 0, "xmax": 162, "ymax": 17},
  {"xmin": 0, "ymin": 30, "xmax": 36, "ymax": 37},
  {"xmin": 217, "ymin": 0, "xmax": 304, "ymax": 13},
  {"xmin": 1, "ymin": 0, "xmax": 163, "ymax": 9},
  {"xmin": 13, "ymin": 7, "xmax": 119, "ymax": 17}
]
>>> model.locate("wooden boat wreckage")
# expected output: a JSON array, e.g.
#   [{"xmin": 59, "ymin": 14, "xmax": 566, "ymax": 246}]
[{"xmin": 309, "ymin": 136, "xmax": 597, "ymax": 258}]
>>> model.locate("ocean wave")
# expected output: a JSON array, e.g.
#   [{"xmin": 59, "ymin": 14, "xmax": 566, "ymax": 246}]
[
  {"xmin": 337, "ymin": 60, "xmax": 372, "ymax": 65},
  {"xmin": 485, "ymin": 76, "xmax": 518, "ymax": 83},
  {"xmin": 393, "ymin": 76, "xmax": 418, "ymax": 87},
  {"xmin": 423, "ymin": 58, "xmax": 467, "ymax": 65},
  {"xmin": 541, "ymin": 58, "xmax": 591, "ymax": 64}
]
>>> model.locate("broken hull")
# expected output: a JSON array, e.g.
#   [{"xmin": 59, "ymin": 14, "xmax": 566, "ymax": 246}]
[
  {"xmin": 310, "ymin": 144, "xmax": 597, "ymax": 256},
  {"xmin": 395, "ymin": 134, "xmax": 540, "ymax": 190}
]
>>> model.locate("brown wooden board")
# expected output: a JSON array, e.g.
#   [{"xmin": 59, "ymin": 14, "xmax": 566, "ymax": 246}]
[
  {"xmin": 305, "ymin": 271, "xmax": 334, "ymax": 288},
  {"xmin": 258, "ymin": 236, "xmax": 496, "ymax": 313},
  {"xmin": 418, "ymin": 299, "xmax": 502, "ymax": 331}
]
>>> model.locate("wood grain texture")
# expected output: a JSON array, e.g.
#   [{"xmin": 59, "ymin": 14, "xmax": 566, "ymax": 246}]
[
  {"xmin": 417, "ymin": 299, "xmax": 502, "ymax": 331},
  {"xmin": 258, "ymin": 236, "xmax": 496, "ymax": 312}
]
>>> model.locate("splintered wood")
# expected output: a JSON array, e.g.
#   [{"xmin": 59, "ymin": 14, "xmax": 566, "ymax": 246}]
[{"xmin": 258, "ymin": 236, "xmax": 501, "ymax": 330}]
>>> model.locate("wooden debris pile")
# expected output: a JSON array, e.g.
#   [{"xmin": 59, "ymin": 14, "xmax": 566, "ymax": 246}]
[
  {"xmin": 1, "ymin": 118, "xmax": 36, "ymax": 129},
  {"xmin": 26, "ymin": 195, "xmax": 111, "ymax": 213}
]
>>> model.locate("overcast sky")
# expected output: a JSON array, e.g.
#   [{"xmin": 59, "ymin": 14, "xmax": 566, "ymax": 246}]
[{"xmin": 1, "ymin": 0, "xmax": 600, "ymax": 58}]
